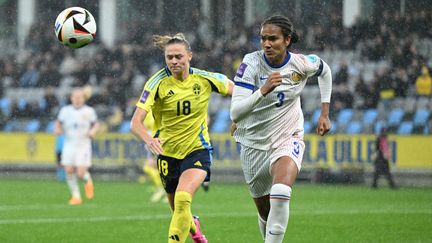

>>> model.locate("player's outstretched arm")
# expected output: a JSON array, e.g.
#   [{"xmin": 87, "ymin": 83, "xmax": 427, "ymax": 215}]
[
  {"xmin": 316, "ymin": 103, "xmax": 331, "ymax": 136},
  {"xmin": 316, "ymin": 59, "xmax": 332, "ymax": 136},
  {"xmin": 88, "ymin": 122, "xmax": 100, "ymax": 139},
  {"xmin": 130, "ymin": 108, "xmax": 163, "ymax": 155},
  {"xmin": 54, "ymin": 120, "xmax": 63, "ymax": 135}
]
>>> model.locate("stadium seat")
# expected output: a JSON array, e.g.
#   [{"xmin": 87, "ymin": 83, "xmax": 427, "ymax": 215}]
[
  {"xmin": 329, "ymin": 121, "xmax": 337, "ymax": 134},
  {"xmin": 337, "ymin": 109, "xmax": 354, "ymax": 126},
  {"xmin": 45, "ymin": 121, "xmax": 55, "ymax": 133},
  {"xmin": 304, "ymin": 120, "xmax": 312, "ymax": 134},
  {"xmin": 413, "ymin": 109, "xmax": 430, "ymax": 127},
  {"xmin": 3, "ymin": 121, "xmax": 20, "ymax": 132},
  {"xmin": 397, "ymin": 121, "xmax": 413, "ymax": 135},
  {"xmin": 387, "ymin": 109, "xmax": 405, "ymax": 128},
  {"xmin": 412, "ymin": 109, "xmax": 430, "ymax": 134},
  {"xmin": 39, "ymin": 99, "xmax": 47, "ymax": 111},
  {"xmin": 374, "ymin": 120, "xmax": 387, "ymax": 134},
  {"xmin": 25, "ymin": 120, "xmax": 40, "ymax": 133},
  {"xmin": 362, "ymin": 109, "xmax": 378, "ymax": 126},
  {"xmin": 311, "ymin": 109, "xmax": 321, "ymax": 124},
  {"xmin": 118, "ymin": 120, "xmax": 131, "ymax": 133},
  {"xmin": 346, "ymin": 121, "xmax": 362, "ymax": 134},
  {"xmin": 210, "ymin": 109, "xmax": 230, "ymax": 133},
  {"xmin": 0, "ymin": 97, "xmax": 11, "ymax": 116},
  {"xmin": 17, "ymin": 98, "xmax": 27, "ymax": 111}
]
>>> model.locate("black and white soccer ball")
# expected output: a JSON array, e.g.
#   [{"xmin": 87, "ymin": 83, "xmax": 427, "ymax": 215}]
[{"xmin": 54, "ymin": 7, "xmax": 97, "ymax": 49}]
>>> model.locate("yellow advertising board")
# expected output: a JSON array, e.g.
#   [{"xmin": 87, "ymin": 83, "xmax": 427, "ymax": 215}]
[
  {"xmin": 0, "ymin": 133, "xmax": 56, "ymax": 164},
  {"xmin": 0, "ymin": 133, "xmax": 431, "ymax": 169}
]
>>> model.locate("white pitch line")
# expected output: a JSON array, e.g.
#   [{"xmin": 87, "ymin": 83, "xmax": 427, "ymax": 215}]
[
  {"xmin": 0, "ymin": 212, "xmax": 255, "ymax": 225},
  {"xmin": 0, "ymin": 209, "xmax": 431, "ymax": 225}
]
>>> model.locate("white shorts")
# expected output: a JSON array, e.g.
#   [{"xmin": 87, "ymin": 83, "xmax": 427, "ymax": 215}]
[
  {"xmin": 61, "ymin": 145, "xmax": 92, "ymax": 167},
  {"xmin": 240, "ymin": 137, "xmax": 305, "ymax": 198}
]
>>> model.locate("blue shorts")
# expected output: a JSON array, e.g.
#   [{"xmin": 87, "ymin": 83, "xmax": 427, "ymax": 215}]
[{"xmin": 157, "ymin": 149, "xmax": 212, "ymax": 193}]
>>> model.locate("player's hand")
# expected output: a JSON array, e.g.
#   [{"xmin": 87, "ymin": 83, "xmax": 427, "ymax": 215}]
[
  {"xmin": 88, "ymin": 131, "xmax": 96, "ymax": 139},
  {"xmin": 146, "ymin": 137, "xmax": 163, "ymax": 155},
  {"xmin": 316, "ymin": 115, "xmax": 331, "ymax": 136},
  {"xmin": 230, "ymin": 122, "xmax": 237, "ymax": 136},
  {"xmin": 260, "ymin": 72, "xmax": 283, "ymax": 96}
]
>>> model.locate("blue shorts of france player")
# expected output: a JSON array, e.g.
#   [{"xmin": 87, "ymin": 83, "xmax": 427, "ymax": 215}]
[{"xmin": 157, "ymin": 149, "xmax": 212, "ymax": 193}]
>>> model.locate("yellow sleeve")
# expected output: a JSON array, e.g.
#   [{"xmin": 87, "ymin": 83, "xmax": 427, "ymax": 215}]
[
  {"xmin": 192, "ymin": 68, "xmax": 229, "ymax": 96},
  {"xmin": 135, "ymin": 68, "xmax": 166, "ymax": 112}
]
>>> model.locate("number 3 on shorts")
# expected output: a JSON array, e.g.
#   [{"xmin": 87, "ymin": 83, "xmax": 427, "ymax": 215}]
[{"xmin": 157, "ymin": 159, "xmax": 169, "ymax": 176}]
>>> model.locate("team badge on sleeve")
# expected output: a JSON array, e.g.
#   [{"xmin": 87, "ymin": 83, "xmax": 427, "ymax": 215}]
[
  {"xmin": 236, "ymin": 63, "xmax": 248, "ymax": 78},
  {"xmin": 140, "ymin": 91, "xmax": 150, "ymax": 103},
  {"xmin": 306, "ymin": 55, "xmax": 319, "ymax": 64}
]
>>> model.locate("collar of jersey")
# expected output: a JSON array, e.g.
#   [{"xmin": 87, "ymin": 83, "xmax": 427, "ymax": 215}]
[
  {"xmin": 164, "ymin": 66, "xmax": 194, "ymax": 77},
  {"xmin": 263, "ymin": 51, "xmax": 291, "ymax": 69}
]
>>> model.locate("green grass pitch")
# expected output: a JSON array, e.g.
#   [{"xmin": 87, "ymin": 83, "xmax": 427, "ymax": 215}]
[{"xmin": 0, "ymin": 179, "xmax": 431, "ymax": 243}]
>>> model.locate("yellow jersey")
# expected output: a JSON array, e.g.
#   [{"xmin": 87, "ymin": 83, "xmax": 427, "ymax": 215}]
[{"xmin": 136, "ymin": 67, "xmax": 230, "ymax": 159}]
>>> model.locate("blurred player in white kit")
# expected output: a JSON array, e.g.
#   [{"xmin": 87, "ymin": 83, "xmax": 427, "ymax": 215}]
[
  {"xmin": 230, "ymin": 15, "xmax": 332, "ymax": 242},
  {"xmin": 55, "ymin": 88, "xmax": 99, "ymax": 205}
]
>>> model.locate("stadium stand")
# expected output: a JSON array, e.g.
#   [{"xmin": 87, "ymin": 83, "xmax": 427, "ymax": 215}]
[
  {"xmin": 0, "ymin": 4, "xmax": 431, "ymax": 135},
  {"xmin": 118, "ymin": 120, "xmax": 131, "ymax": 133},
  {"xmin": 397, "ymin": 121, "xmax": 414, "ymax": 135},
  {"xmin": 346, "ymin": 121, "xmax": 362, "ymax": 134}
]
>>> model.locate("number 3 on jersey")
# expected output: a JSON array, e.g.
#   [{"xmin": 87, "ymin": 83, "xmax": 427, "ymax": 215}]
[
  {"xmin": 276, "ymin": 92, "xmax": 285, "ymax": 107},
  {"xmin": 157, "ymin": 159, "xmax": 169, "ymax": 176}
]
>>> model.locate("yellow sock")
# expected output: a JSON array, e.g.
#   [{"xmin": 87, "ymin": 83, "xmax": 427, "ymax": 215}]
[
  {"xmin": 143, "ymin": 164, "xmax": 162, "ymax": 187},
  {"xmin": 168, "ymin": 191, "xmax": 192, "ymax": 243}
]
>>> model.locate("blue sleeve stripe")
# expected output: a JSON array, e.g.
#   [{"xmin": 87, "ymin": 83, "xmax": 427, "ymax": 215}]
[
  {"xmin": 147, "ymin": 71, "xmax": 167, "ymax": 90},
  {"xmin": 199, "ymin": 124, "xmax": 211, "ymax": 150},
  {"xmin": 313, "ymin": 60, "xmax": 324, "ymax": 77},
  {"xmin": 235, "ymin": 81, "xmax": 255, "ymax": 91}
]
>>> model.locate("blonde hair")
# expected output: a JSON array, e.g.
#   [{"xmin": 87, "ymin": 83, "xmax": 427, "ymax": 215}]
[{"xmin": 152, "ymin": 33, "xmax": 191, "ymax": 51}]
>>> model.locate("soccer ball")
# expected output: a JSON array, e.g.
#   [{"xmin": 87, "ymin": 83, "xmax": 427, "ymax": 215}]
[{"xmin": 54, "ymin": 7, "xmax": 96, "ymax": 49}]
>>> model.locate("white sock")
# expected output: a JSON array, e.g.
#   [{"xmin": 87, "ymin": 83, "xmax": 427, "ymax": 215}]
[
  {"xmin": 265, "ymin": 184, "xmax": 292, "ymax": 243},
  {"xmin": 258, "ymin": 214, "xmax": 267, "ymax": 240},
  {"xmin": 82, "ymin": 171, "xmax": 92, "ymax": 183},
  {"xmin": 66, "ymin": 173, "xmax": 81, "ymax": 198}
]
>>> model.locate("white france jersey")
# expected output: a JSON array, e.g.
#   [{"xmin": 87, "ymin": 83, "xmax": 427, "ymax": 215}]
[
  {"xmin": 232, "ymin": 50, "xmax": 323, "ymax": 150},
  {"xmin": 57, "ymin": 105, "xmax": 97, "ymax": 147}
]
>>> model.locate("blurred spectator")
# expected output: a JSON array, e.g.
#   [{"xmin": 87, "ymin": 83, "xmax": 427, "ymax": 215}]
[
  {"xmin": 59, "ymin": 52, "xmax": 82, "ymax": 76},
  {"xmin": 415, "ymin": 65, "xmax": 432, "ymax": 97},
  {"xmin": 42, "ymin": 87, "xmax": 60, "ymax": 118},
  {"xmin": 1, "ymin": 5, "xmax": 432, "ymax": 133},
  {"xmin": 377, "ymin": 69, "xmax": 395, "ymax": 110},
  {"xmin": 372, "ymin": 128, "xmax": 397, "ymax": 189},
  {"xmin": 356, "ymin": 77, "xmax": 379, "ymax": 109},
  {"xmin": 331, "ymin": 83, "xmax": 353, "ymax": 112},
  {"xmin": 334, "ymin": 61, "xmax": 349, "ymax": 86},
  {"xmin": 393, "ymin": 68, "xmax": 409, "ymax": 97},
  {"xmin": 19, "ymin": 62, "xmax": 40, "ymax": 87}
]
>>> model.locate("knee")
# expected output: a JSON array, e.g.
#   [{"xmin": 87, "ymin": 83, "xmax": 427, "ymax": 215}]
[
  {"xmin": 76, "ymin": 171, "xmax": 85, "ymax": 179},
  {"xmin": 65, "ymin": 167, "xmax": 75, "ymax": 175},
  {"xmin": 268, "ymin": 224, "xmax": 285, "ymax": 235}
]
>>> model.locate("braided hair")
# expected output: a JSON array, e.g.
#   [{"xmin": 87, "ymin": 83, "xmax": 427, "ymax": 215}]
[{"xmin": 261, "ymin": 15, "xmax": 299, "ymax": 48}]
